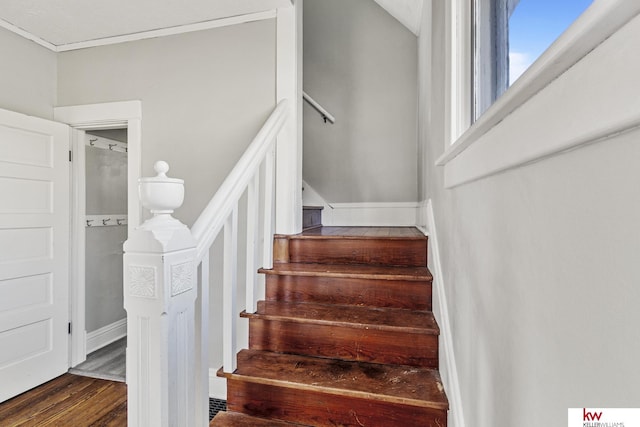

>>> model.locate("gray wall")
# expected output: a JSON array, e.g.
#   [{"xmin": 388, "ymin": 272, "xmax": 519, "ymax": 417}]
[
  {"xmin": 0, "ymin": 27, "xmax": 56, "ymax": 119},
  {"xmin": 58, "ymin": 20, "xmax": 276, "ymax": 373},
  {"xmin": 420, "ymin": 3, "xmax": 640, "ymax": 426},
  {"xmin": 85, "ymin": 138, "xmax": 128, "ymax": 333},
  {"xmin": 57, "ymin": 20, "xmax": 277, "ymax": 227},
  {"xmin": 303, "ymin": 0, "xmax": 418, "ymax": 203}
]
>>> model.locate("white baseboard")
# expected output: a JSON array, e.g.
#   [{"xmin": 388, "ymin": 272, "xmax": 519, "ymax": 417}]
[
  {"xmin": 209, "ymin": 369, "xmax": 227, "ymax": 399},
  {"xmin": 325, "ymin": 202, "xmax": 420, "ymax": 227},
  {"xmin": 426, "ymin": 199, "xmax": 466, "ymax": 427},
  {"xmin": 303, "ymin": 180, "xmax": 420, "ymax": 227},
  {"xmin": 415, "ymin": 200, "xmax": 429, "ymax": 234},
  {"xmin": 86, "ymin": 318, "xmax": 127, "ymax": 354}
]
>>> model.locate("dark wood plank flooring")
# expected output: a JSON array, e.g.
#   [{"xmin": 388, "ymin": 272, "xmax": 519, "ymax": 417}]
[{"xmin": 0, "ymin": 374, "xmax": 127, "ymax": 426}]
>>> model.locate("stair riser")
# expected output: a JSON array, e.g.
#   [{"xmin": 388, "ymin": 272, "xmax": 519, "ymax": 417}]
[
  {"xmin": 227, "ymin": 380, "xmax": 447, "ymax": 427},
  {"xmin": 288, "ymin": 238, "xmax": 427, "ymax": 267},
  {"xmin": 248, "ymin": 319, "xmax": 439, "ymax": 368},
  {"xmin": 265, "ymin": 275, "xmax": 432, "ymax": 310}
]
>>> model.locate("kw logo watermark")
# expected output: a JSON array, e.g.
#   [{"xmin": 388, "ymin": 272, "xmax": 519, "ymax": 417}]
[
  {"xmin": 568, "ymin": 408, "xmax": 640, "ymax": 427},
  {"xmin": 584, "ymin": 409, "xmax": 603, "ymax": 422}
]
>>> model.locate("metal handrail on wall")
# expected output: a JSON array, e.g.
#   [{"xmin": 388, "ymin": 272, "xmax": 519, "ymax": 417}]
[{"xmin": 303, "ymin": 91, "xmax": 336, "ymax": 124}]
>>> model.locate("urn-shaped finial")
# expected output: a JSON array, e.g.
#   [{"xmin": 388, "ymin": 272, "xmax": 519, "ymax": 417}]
[{"xmin": 138, "ymin": 161, "xmax": 185, "ymax": 229}]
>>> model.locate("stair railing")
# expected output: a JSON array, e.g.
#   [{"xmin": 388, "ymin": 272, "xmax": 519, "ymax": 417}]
[
  {"xmin": 123, "ymin": 99, "xmax": 290, "ymax": 427},
  {"xmin": 192, "ymin": 98, "xmax": 289, "ymax": 371},
  {"xmin": 303, "ymin": 91, "xmax": 335, "ymax": 124}
]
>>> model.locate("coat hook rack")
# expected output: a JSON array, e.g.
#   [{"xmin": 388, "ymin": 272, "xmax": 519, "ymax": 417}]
[
  {"xmin": 85, "ymin": 215, "xmax": 127, "ymax": 227},
  {"xmin": 85, "ymin": 135, "xmax": 128, "ymax": 153}
]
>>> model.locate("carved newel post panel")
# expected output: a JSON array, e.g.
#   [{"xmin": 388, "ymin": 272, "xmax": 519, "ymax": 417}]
[{"xmin": 124, "ymin": 161, "xmax": 198, "ymax": 427}]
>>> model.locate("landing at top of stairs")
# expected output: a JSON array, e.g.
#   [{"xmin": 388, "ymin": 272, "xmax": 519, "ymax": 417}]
[{"xmin": 296, "ymin": 226, "xmax": 426, "ymax": 239}]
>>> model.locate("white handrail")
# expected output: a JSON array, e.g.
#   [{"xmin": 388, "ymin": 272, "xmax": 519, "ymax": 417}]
[
  {"xmin": 303, "ymin": 91, "xmax": 335, "ymax": 124},
  {"xmin": 191, "ymin": 99, "xmax": 289, "ymax": 262},
  {"xmin": 191, "ymin": 98, "xmax": 289, "ymax": 389}
]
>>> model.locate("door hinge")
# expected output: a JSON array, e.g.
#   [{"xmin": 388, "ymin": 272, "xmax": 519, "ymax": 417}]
[
  {"xmin": 69, "ymin": 150, "xmax": 72, "ymax": 162},
  {"xmin": 68, "ymin": 322, "xmax": 72, "ymax": 334}
]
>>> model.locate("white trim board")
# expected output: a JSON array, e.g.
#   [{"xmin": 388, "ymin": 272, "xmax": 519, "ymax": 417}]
[
  {"xmin": 86, "ymin": 318, "xmax": 127, "ymax": 354},
  {"xmin": 325, "ymin": 202, "xmax": 420, "ymax": 227},
  {"xmin": 302, "ymin": 181, "xmax": 420, "ymax": 227},
  {"xmin": 1, "ymin": 11, "xmax": 277, "ymax": 53},
  {"xmin": 425, "ymin": 199, "xmax": 466, "ymax": 427}
]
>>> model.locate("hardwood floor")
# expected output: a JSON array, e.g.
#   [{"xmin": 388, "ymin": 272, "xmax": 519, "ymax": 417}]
[{"xmin": 0, "ymin": 374, "xmax": 127, "ymax": 426}]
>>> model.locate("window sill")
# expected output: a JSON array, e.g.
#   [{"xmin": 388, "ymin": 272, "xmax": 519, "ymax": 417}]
[{"xmin": 436, "ymin": 0, "xmax": 640, "ymax": 188}]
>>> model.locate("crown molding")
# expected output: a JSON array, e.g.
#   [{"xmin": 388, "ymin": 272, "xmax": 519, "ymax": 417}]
[
  {"xmin": 0, "ymin": 18, "xmax": 57, "ymax": 51},
  {"xmin": 0, "ymin": 10, "xmax": 277, "ymax": 53}
]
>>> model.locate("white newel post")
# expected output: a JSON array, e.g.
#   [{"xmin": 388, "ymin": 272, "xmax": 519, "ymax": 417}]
[{"xmin": 124, "ymin": 161, "xmax": 198, "ymax": 427}]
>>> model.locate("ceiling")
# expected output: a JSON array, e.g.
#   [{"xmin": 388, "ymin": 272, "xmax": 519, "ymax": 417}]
[{"xmin": 0, "ymin": 0, "xmax": 421, "ymax": 51}]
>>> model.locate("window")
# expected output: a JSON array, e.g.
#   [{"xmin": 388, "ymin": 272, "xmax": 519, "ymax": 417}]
[{"xmin": 472, "ymin": 0, "xmax": 593, "ymax": 120}]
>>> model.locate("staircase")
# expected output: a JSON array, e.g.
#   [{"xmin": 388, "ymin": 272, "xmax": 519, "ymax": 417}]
[{"xmin": 210, "ymin": 226, "xmax": 448, "ymax": 426}]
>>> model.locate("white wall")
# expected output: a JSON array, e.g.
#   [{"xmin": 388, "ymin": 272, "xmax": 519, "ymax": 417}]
[
  {"xmin": 303, "ymin": 0, "xmax": 418, "ymax": 203},
  {"xmin": 420, "ymin": 3, "xmax": 640, "ymax": 426},
  {"xmin": 0, "ymin": 27, "xmax": 56, "ymax": 119},
  {"xmin": 58, "ymin": 19, "xmax": 277, "ymax": 378}
]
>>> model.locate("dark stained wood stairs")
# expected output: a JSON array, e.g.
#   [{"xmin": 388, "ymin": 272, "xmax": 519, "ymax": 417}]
[{"xmin": 210, "ymin": 227, "xmax": 448, "ymax": 426}]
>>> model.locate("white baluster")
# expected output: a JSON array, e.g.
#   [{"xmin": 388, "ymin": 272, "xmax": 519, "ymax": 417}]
[
  {"xmin": 123, "ymin": 161, "xmax": 198, "ymax": 427},
  {"xmin": 262, "ymin": 147, "xmax": 276, "ymax": 269},
  {"xmin": 246, "ymin": 172, "xmax": 260, "ymax": 313},
  {"xmin": 195, "ymin": 253, "xmax": 210, "ymax": 426},
  {"xmin": 223, "ymin": 206, "xmax": 238, "ymax": 373}
]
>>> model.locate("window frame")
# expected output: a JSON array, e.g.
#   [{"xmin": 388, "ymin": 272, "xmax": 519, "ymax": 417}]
[{"xmin": 440, "ymin": 0, "xmax": 640, "ymax": 164}]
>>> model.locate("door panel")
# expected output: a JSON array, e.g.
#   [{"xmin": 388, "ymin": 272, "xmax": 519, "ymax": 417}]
[{"xmin": 0, "ymin": 108, "xmax": 70, "ymax": 403}]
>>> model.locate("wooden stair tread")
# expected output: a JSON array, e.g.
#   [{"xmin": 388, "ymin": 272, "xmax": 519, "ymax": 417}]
[
  {"xmin": 211, "ymin": 411, "xmax": 308, "ymax": 426},
  {"xmin": 260, "ymin": 263, "xmax": 432, "ymax": 281},
  {"xmin": 293, "ymin": 226, "xmax": 426, "ymax": 240},
  {"xmin": 242, "ymin": 301, "xmax": 439, "ymax": 334},
  {"xmin": 222, "ymin": 350, "xmax": 449, "ymax": 411}
]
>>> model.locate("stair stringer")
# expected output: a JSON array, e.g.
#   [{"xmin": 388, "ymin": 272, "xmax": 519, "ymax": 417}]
[{"xmin": 427, "ymin": 199, "xmax": 466, "ymax": 427}]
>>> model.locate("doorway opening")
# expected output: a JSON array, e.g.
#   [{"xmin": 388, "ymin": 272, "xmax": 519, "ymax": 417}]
[
  {"xmin": 53, "ymin": 100, "xmax": 142, "ymax": 382},
  {"xmin": 68, "ymin": 129, "xmax": 128, "ymax": 382}
]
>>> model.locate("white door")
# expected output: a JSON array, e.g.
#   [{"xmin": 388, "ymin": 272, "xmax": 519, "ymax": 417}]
[{"xmin": 0, "ymin": 108, "xmax": 70, "ymax": 403}]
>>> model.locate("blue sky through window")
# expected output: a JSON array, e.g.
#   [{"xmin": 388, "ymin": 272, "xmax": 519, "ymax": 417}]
[{"xmin": 509, "ymin": 0, "xmax": 594, "ymax": 85}]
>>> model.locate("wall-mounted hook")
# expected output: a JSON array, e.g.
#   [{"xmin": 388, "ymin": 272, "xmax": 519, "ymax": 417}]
[
  {"xmin": 89, "ymin": 138, "xmax": 97, "ymax": 146},
  {"xmin": 108, "ymin": 144, "xmax": 117, "ymax": 150},
  {"xmin": 102, "ymin": 218, "xmax": 111, "ymax": 225},
  {"xmin": 86, "ymin": 219, "xmax": 94, "ymax": 227},
  {"xmin": 116, "ymin": 218, "xmax": 124, "ymax": 226}
]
